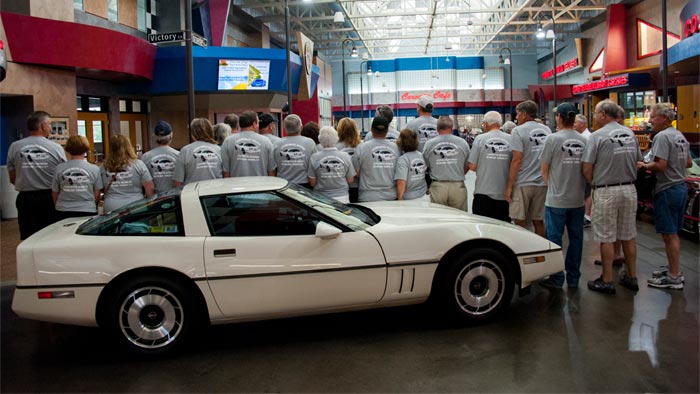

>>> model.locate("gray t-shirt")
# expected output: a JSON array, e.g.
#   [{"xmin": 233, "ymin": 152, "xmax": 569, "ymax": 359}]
[
  {"xmin": 651, "ymin": 127, "xmax": 689, "ymax": 193},
  {"xmin": 353, "ymin": 139, "xmax": 400, "ymax": 202},
  {"xmin": 406, "ymin": 116, "xmax": 438, "ymax": 152},
  {"xmin": 423, "ymin": 134, "xmax": 470, "ymax": 181},
  {"xmin": 141, "ymin": 145, "xmax": 180, "ymax": 194},
  {"xmin": 7, "ymin": 136, "xmax": 67, "ymax": 191},
  {"xmin": 582, "ymin": 122, "xmax": 642, "ymax": 186},
  {"xmin": 336, "ymin": 142, "xmax": 360, "ymax": 188},
  {"xmin": 539, "ymin": 129, "xmax": 587, "ymax": 208},
  {"xmin": 264, "ymin": 134, "xmax": 281, "ymax": 145},
  {"xmin": 308, "ymin": 148, "xmax": 356, "ymax": 198},
  {"xmin": 394, "ymin": 151, "xmax": 428, "ymax": 200},
  {"xmin": 364, "ymin": 126, "xmax": 400, "ymax": 143},
  {"xmin": 510, "ymin": 121, "xmax": 551, "ymax": 186},
  {"xmin": 52, "ymin": 159, "xmax": 103, "ymax": 213},
  {"xmin": 221, "ymin": 131, "xmax": 276, "ymax": 177},
  {"xmin": 273, "ymin": 135, "xmax": 317, "ymax": 184},
  {"xmin": 101, "ymin": 160, "xmax": 152, "ymax": 212},
  {"xmin": 173, "ymin": 141, "xmax": 222, "ymax": 185},
  {"xmin": 468, "ymin": 130, "xmax": 513, "ymax": 200}
]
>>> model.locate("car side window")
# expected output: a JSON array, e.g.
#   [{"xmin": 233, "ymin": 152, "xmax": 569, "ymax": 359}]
[
  {"xmin": 77, "ymin": 195, "xmax": 184, "ymax": 236},
  {"xmin": 201, "ymin": 192, "xmax": 322, "ymax": 237}
]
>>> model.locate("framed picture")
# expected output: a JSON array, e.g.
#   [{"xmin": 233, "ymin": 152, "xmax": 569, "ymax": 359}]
[{"xmin": 49, "ymin": 118, "xmax": 69, "ymax": 145}]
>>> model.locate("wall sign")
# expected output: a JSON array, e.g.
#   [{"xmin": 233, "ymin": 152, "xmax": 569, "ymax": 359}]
[
  {"xmin": 541, "ymin": 58, "xmax": 580, "ymax": 80},
  {"xmin": 572, "ymin": 73, "xmax": 650, "ymax": 94},
  {"xmin": 400, "ymin": 91, "xmax": 453, "ymax": 102},
  {"xmin": 681, "ymin": 0, "xmax": 700, "ymax": 38}
]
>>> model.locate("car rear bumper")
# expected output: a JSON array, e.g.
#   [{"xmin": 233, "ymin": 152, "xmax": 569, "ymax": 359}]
[{"xmin": 12, "ymin": 286, "xmax": 102, "ymax": 327}]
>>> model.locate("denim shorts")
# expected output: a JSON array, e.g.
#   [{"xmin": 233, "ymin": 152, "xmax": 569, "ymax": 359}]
[{"xmin": 654, "ymin": 183, "xmax": 688, "ymax": 234}]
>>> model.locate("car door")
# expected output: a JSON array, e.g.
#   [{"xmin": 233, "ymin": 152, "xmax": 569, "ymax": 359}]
[{"xmin": 201, "ymin": 191, "xmax": 387, "ymax": 318}]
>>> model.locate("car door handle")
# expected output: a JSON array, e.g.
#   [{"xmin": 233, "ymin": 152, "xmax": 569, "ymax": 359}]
[{"xmin": 214, "ymin": 248, "xmax": 237, "ymax": 257}]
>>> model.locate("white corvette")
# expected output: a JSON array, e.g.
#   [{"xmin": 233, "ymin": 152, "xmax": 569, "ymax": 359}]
[{"xmin": 13, "ymin": 177, "xmax": 563, "ymax": 356}]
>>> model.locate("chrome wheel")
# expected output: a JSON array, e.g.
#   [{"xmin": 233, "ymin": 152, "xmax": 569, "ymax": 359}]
[
  {"xmin": 453, "ymin": 259, "xmax": 505, "ymax": 316},
  {"xmin": 119, "ymin": 286, "xmax": 184, "ymax": 350}
]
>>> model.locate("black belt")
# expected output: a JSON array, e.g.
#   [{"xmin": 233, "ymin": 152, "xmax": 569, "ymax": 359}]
[{"xmin": 593, "ymin": 182, "xmax": 634, "ymax": 189}]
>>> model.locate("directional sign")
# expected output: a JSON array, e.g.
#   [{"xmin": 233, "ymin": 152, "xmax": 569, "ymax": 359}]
[
  {"xmin": 192, "ymin": 33, "xmax": 208, "ymax": 48},
  {"xmin": 148, "ymin": 31, "xmax": 185, "ymax": 44}
]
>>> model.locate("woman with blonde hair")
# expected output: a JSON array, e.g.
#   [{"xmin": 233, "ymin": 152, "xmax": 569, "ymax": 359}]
[
  {"xmin": 101, "ymin": 134, "xmax": 154, "ymax": 212},
  {"xmin": 173, "ymin": 117, "xmax": 222, "ymax": 186},
  {"xmin": 52, "ymin": 135, "xmax": 103, "ymax": 219},
  {"xmin": 335, "ymin": 117, "xmax": 362, "ymax": 202}
]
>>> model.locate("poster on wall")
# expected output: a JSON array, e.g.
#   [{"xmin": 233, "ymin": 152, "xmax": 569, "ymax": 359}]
[
  {"xmin": 217, "ymin": 59, "xmax": 271, "ymax": 90},
  {"xmin": 49, "ymin": 118, "xmax": 69, "ymax": 146},
  {"xmin": 296, "ymin": 31, "xmax": 314, "ymax": 100}
]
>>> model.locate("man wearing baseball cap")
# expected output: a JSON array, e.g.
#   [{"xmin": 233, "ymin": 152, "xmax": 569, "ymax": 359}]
[
  {"xmin": 352, "ymin": 116, "xmax": 400, "ymax": 201},
  {"xmin": 141, "ymin": 120, "xmax": 180, "ymax": 195},
  {"xmin": 258, "ymin": 113, "xmax": 280, "ymax": 144},
  {"xmin": 406, "ymin": 95, "xmax": 438, "ymax": 152}
]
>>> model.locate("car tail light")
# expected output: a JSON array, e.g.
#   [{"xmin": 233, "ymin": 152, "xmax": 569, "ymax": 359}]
[{"xmin": 37, "ymin": 291, "xmax": 75, "ymax": 299}]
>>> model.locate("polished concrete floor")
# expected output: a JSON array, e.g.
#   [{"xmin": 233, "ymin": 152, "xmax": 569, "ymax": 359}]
[{"xmin": 0, "ymin": 217, "xmax": 698, "ymax": 393}]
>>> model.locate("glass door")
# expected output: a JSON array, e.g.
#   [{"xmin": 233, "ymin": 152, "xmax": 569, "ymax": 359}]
[
  {"xmin": 119, "ymin": 114, "xmax": 149, "ymax": 156},
  {"xmin": 77, "ymin": 113, "xmax": 109, "ymax": 163}
]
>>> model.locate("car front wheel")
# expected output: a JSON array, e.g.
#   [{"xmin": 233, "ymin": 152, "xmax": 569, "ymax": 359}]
[
  {"xmin": 107, "ymin": 276, "xmax": 196, "ymax": 356},
  {"xmin": 438, "ymin": 248, "xmax": 514, "ymax": 324}
]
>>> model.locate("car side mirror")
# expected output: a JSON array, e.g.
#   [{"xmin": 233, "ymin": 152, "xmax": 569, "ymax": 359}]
[{"xmin": 315, "ymin": 221, "xmax": 342, "ymax": 240}]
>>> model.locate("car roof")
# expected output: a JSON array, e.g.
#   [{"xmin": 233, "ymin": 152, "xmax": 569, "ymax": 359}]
[{"xmin": 187, "ymin": 176, "xmax": 289, "ymax": 197}]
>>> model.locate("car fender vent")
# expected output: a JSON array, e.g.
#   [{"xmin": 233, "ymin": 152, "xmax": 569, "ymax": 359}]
[{"xmin": 388, "ymin": 267, "xmax": 416, "ymax": 295}]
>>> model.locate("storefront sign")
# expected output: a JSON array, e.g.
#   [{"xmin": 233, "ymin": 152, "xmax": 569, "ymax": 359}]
[
  {"xmin": 541, "ymin": 58, "xmax": 580, "ymax": 80},
  {"xmin": 400, "ymin": 90, "xmax": 453, "ymax": 102},
  {"xmin": 572, "ymin": 74, "xmax": 630, "ymax": 94},
  {"xmin": 681, "ymin": 0, "xmax": 700, "ymax": 38}
]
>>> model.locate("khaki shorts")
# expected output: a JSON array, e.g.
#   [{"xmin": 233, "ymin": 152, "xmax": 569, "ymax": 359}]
[
  {"xmin": 509, "ymin": 185, "xmax": 547, "ymax": 221},
  {"xmin": 592, "ymin": 184, "xmax": 637, "ymax": 243},
  {"xmin": 430, "ymin": 181, "xmax": 468, "ymax": 212}
]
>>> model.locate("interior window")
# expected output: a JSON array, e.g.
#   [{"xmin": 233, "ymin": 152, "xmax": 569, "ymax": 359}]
[
  {"xmin": 201, "ymin": 192, "xmax": 322, "ymax": 237},
  {"xmin": 77, "ymin": 194, "xmax": 184, "ymax": 236}
]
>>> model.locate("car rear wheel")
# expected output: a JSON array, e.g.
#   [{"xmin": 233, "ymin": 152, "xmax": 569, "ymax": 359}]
[
  {"xmin": 107, "ymin": 276, "xmax": 196, "ymax": 356},
  {"xmin": 438, "ymin": 248, "xmax": 514, "ymax": 324}
]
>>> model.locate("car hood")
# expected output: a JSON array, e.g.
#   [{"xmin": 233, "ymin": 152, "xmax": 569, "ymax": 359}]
[{"xmin": 355, "ymin": 200, "xmax": 557, "ymax": 264}]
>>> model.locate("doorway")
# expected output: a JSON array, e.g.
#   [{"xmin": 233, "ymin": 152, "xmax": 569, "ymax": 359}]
[
  {"xmin": 119, "ymin": 114, "xmax": 149, "ymax": 156},
  {"xmin": 77, "ymin": 113, "xmax": 109, "ymax": 163}
]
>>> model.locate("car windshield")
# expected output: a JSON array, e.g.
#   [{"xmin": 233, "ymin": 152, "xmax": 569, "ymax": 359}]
[{"xmin": 279, "ymin": 184, "xmax": 379, "ymax": 231}]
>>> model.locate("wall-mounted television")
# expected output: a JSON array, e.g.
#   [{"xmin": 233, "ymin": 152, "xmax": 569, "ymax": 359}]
[{"xmin": 217, "ymin": 59, "xmax": 271, "ymax": 90}]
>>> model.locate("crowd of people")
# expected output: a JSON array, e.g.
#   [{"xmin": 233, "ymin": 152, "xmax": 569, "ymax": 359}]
[{"xmin": 7, "ymin": 96, "xmax": 691, "ymax": 292}]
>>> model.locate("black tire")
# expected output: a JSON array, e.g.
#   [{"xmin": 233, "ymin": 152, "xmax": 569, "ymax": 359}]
[
  {"xmin": 436, "ymin": 248, "xmax": 514, "ymax": 324},
  {"xmin": 106, "ymin": 275, "xmax": 198, "ymax": 357}
]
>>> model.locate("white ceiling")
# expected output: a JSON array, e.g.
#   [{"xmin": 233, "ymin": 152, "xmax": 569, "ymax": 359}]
[{"xmin": 232, "ymin": 0, "xmax": 612, "ymax": 60}]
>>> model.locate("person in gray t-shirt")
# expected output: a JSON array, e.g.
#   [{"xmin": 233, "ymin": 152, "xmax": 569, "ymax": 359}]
[
  {"xmin": 582, "ymin": 99, "xmax": 643, "ymax": 294},
  {"xmin": 221, "ymin": 111, "xmax": 276, "ymax": 177},
  {"xmin": 639, "ymin": 103, "xmax": 693, "ymax": 290},
  {"xmin": 308, "ymin": 126, "xmax": 356, "ymax": 203},
  {"xmin": 364, "ymin": 106, "xmax": 400, "ymax": 143},
  {"xmin": 423, "ymin": 117, "xmax": 470, "ymax": 210},
  {"xmin": 336, "ymin": 117, "xmax": 362, "ymax": 202},
  {"xmin": 353, "ymin": 117, "xmax": 400, "ymax": 202},
  {"xmin": 102, "ymin": 135, "xmax": 154, "ymax": 213},
  {"xmin": 141, "ymin": 120, "xmax": 180, "ymax": 194},
  {"xmin": 273, "ymin": 114, "xmax": 317, "ymax": 187},
  {"xmin": 52, "ymin": 135, "xmax": 103, "ymax": 219},
  {"xmin": 259, "ymin": 113, "xmax": 281, "ymax": 145},
  {"xmin": 539, "ymin": 103, "xmax": 587, "ymax": 289},
  {"xmin": 468, "ymin": 111, "xmax": 512, "ymax": 222},
  {"xmin": 506, "ymin": 100, "xmax": 550, "ymax": 236},
  {"xmin": 174, "ymin": 118, "xmax": 223, "ymax": 186},
  {"xmin": 406, "ymin": 95, "xmax": 438, "ymax": 152},
  {"xmin": 395, "ymin": 128, "xmax": 428, "ymax": 201},
  {"xmin": 7, "ymin": 111, "xmax": 67, "ymax": 239}
]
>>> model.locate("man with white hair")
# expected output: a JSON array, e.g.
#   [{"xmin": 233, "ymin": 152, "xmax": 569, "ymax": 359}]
[
  {"xmin": 640, "ymin": 103, "xmax": 691, "ymax": 290},
  {"xmin": 406, "ymin": 95, "xmax": 438, "ymax": 152},
  {"xmin": 423, "ymin": 116, "xmax": 470, "ymax": 211},
  {"xmin": 468, "ymin": 111, "xmax": 513, "ymax": 221},
  {"xmin": 308, "ymin": 126, "xmax": 355, "ymax": 203},
  {"xmin": 273, "ymin": 114, "xmax": 317, "ymax": 188},
  {"xmin": 582, "ymin": 99, "xmax": 642, "ymax": 294},
  {"xmin": 574, "ymin": 114, "xmax": 591, "ymax": 139}
]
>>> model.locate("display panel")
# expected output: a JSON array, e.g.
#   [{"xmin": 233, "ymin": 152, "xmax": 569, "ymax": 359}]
[{"xmin": 217, "ymin": 59, "xmax": 271, "ymax": 90}]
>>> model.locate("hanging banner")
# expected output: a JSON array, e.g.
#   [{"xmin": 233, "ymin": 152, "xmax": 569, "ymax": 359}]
[{"xmin": 296, "ymin": 31, "xmax": 314, "ymax": 100}]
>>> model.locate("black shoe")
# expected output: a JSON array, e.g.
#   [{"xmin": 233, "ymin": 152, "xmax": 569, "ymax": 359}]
[
  {"xmin": 619, "ymin": 272, "xmax": 639, "ymax": 291},
  {"xmin": 587, "ymin": 277, "xmax": 616, "ymax": 294},
  {"xmin": 539, "ymin": 278, "xmax": 563, "ymax": 290},
  {"xmin": 593, "ymin": 258, "xmax": 624, "ymax": 267}
]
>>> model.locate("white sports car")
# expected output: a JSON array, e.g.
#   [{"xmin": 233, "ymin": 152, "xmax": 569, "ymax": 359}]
[{"xmin": 13, "ymin": 177, "xmax": 564, "ymax": 356}]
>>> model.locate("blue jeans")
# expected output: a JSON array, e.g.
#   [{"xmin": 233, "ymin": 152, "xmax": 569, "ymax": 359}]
[{"xmin": 545, "ymin": 206, "xmax": 585, "ymax": 287}]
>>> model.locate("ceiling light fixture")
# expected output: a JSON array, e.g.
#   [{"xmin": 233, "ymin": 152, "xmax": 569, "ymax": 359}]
[
  {"xmin": 351, "ymin": 46, "xmax": 358, "ymax": 57},
  {"xmin": 333, "ymin": 11, "xmax": 344, "ymax": 24},
  {"xmin": 536, "ymin": 25, "xmax": 545, "ymax": 39}
]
